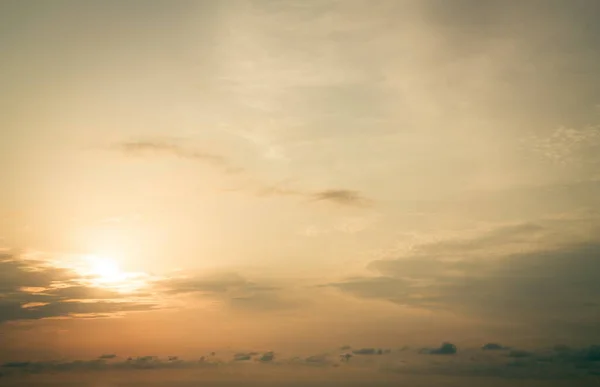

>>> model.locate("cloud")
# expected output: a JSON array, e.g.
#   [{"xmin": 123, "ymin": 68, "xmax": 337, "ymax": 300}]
[
  {"xmin": 3, "ymin": 343, "xmax": 600, "ymax": 380},
  {"xmin": 481, "ymin": 343, "xmax": 509, "ymax": 351},
  {"xmin": 6, "ymin": 253, "xmax": 312, "ymax": 326},
  {"xmin": 303, "ymin": 355, "xmax": 332, "ymax": 366},
  {"xmin": 98, "ymin": 354, "xmax": 117, "ymax": 359},
  {"xmin": 0, "ymin": 253, "xmax": 77, "ymax": 293},
  {"xmin": 322, "ymin": 276, "xmax": 416, "ymax": 306},
  {"xmin": 352, "ymin": 348, "xmax": 385, "ymax": 355},
  {"xmin": 427, "ymin": 343, "xmax": 457, "ymax": 355},
  {"xmin": 325, "ymin": 218, "xmax": 600, "ymax": 333},
  {"xmin": 113, "ymin": 139, "xmax": 243, "ymax": 174},
  {"xmin": 157, "ymin": 272, "xmax": 255, "ymax": 295},
  {"xmin": 156, "ymin": 272, "xmax": 299, "ymax": 312},
  {"xmin": 255, "ymin": 184, "xmax": 373, "ymax": 207},
  {"xmin": 382, "ymin": 344, "xmax": 600, "ymax": 380},
  {"xmin": 258, "ymin": 351, "xmax": 275, "ymax": 362},
  {"xmin": 417, "ymin": 343, "xmax": 458, "ymax": 355},
  {"xmin": 526, "ymin": 124, "xmax": 600, "ymax": 165},
  {"xmin": 233, "ymin": 352, "xmax": 258, "ymax": 361},
  {"xmin": 0, "ymin": 253, "xmax": 159, "ymax": 324},
  {"xmin": 112, "ymin": 139, "xmax": 373, "ymax": 207},
  {"xmin": 310, "ymin": 189, "xmax": 371, "ymax": 207}
]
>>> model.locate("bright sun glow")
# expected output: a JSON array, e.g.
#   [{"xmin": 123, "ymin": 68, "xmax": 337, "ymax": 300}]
[
  {"xmin": 73, "ymin": 253, "xmax": 150, "ymax": 293},
  {"xmin": 85, "ymin": 255, "xmax": 127, "ymax": 284}
]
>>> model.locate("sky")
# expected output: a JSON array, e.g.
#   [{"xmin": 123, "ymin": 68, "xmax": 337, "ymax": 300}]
[{"xmin": 2, "ymin": 0, "xmax": 600, "ymax": 385}]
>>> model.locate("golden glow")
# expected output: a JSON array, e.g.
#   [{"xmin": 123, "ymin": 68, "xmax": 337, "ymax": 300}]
[
  {"xmin": 85, "ymin": 254, "xmax": 127, "ymax": 284},
  {"xmin": 77, "ymin": 254, "xmax": 150, "ymax": 293}
]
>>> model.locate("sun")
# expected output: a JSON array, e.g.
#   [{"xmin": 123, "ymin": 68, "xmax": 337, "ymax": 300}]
[
  {"xmin": 76, "ymin": 253, "xmax": 149, "ymax": 292},
  {"xmin": 85, "ymin": 254, "xmax": 126, "ymax": 284}
]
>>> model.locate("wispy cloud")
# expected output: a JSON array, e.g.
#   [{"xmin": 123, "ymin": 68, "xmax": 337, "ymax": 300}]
[
  {"xmin": 156, "ymin": 271, "xmax": 302, "ymax": 312},
  {"xmin": 526, "ymin": 124, "xmax": 600, "ymax": 166},
  {"xmin": 113, "ymin": 139, "xmax": 244, "ymax": 174},
  {"xmin": 111, "ymin": 139, "xmax": 373, "ymax": 207}
]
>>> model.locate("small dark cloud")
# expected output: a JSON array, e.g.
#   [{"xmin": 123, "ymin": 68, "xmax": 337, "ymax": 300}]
[
  {"xmin": 352, "ymin": 348, "xmax": 384, "ymax": 355},
  {"xmin": 233, "ymin": 352, "xmax": 258, "ymax": 361},
  {"xmin": 311, "ymin": 189, "xmax": 371, "ymax": 207},
  {"xmin": 258, "ymin": 351, "xmax": 275, "ymax": 362},
  {"xmin": 98, "ymin": 354, "xmax": 117, "ymax": 360},
  {"xmin": 255, "ymin": 184, "xmax": 374, "ymax": 207},
  {"xmin": 482, "ymin": 343, "xmax": 508, "ymax": 351},
  {"xmin": 426, "ymin": 342, "xmax": 457, "ymax": 355}
]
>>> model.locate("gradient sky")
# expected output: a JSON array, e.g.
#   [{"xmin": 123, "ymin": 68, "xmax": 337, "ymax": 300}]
[{"xmin": 2, "ymin": 1, "xmax": 600, "ymax": 386}]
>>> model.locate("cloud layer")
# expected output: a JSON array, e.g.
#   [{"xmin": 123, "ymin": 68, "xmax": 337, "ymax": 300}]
[
  {"xmin": 3, "ymin": 343, "xmax": 600, "ymax": 381},
  {"xmin": 0, "ymin": 254, "xmax": 157, "ymax": 323},
  {"xmin": 326, "ymin": 217, "xmax": 600, "ymax": 333}
]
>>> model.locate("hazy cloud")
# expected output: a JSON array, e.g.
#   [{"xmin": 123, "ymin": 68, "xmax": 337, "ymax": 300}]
[
  {"xmin": 113, "ymin": 140, "xmax": 372, "ymax": 206},
  {"xmin": 114, "ymin": 139, "xmax": 243, "ymax": 174},
  {"xmin": 327, "ymin": 218, "xmax": 600, "ymax": 332},
  {"xmin": 157, "ymin": 272, "xmax": 298, "ymax": 312},
  {"xmin": 527, "ymin": 124, "xmax": 600, "ymax": 165},
  {"xmin": 323, "ymin": 276, "xmax": 414, "ymax": 305},
  {"xmin": 0, "ymin": 254, "xmax": 158, "ymax": 323}
]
